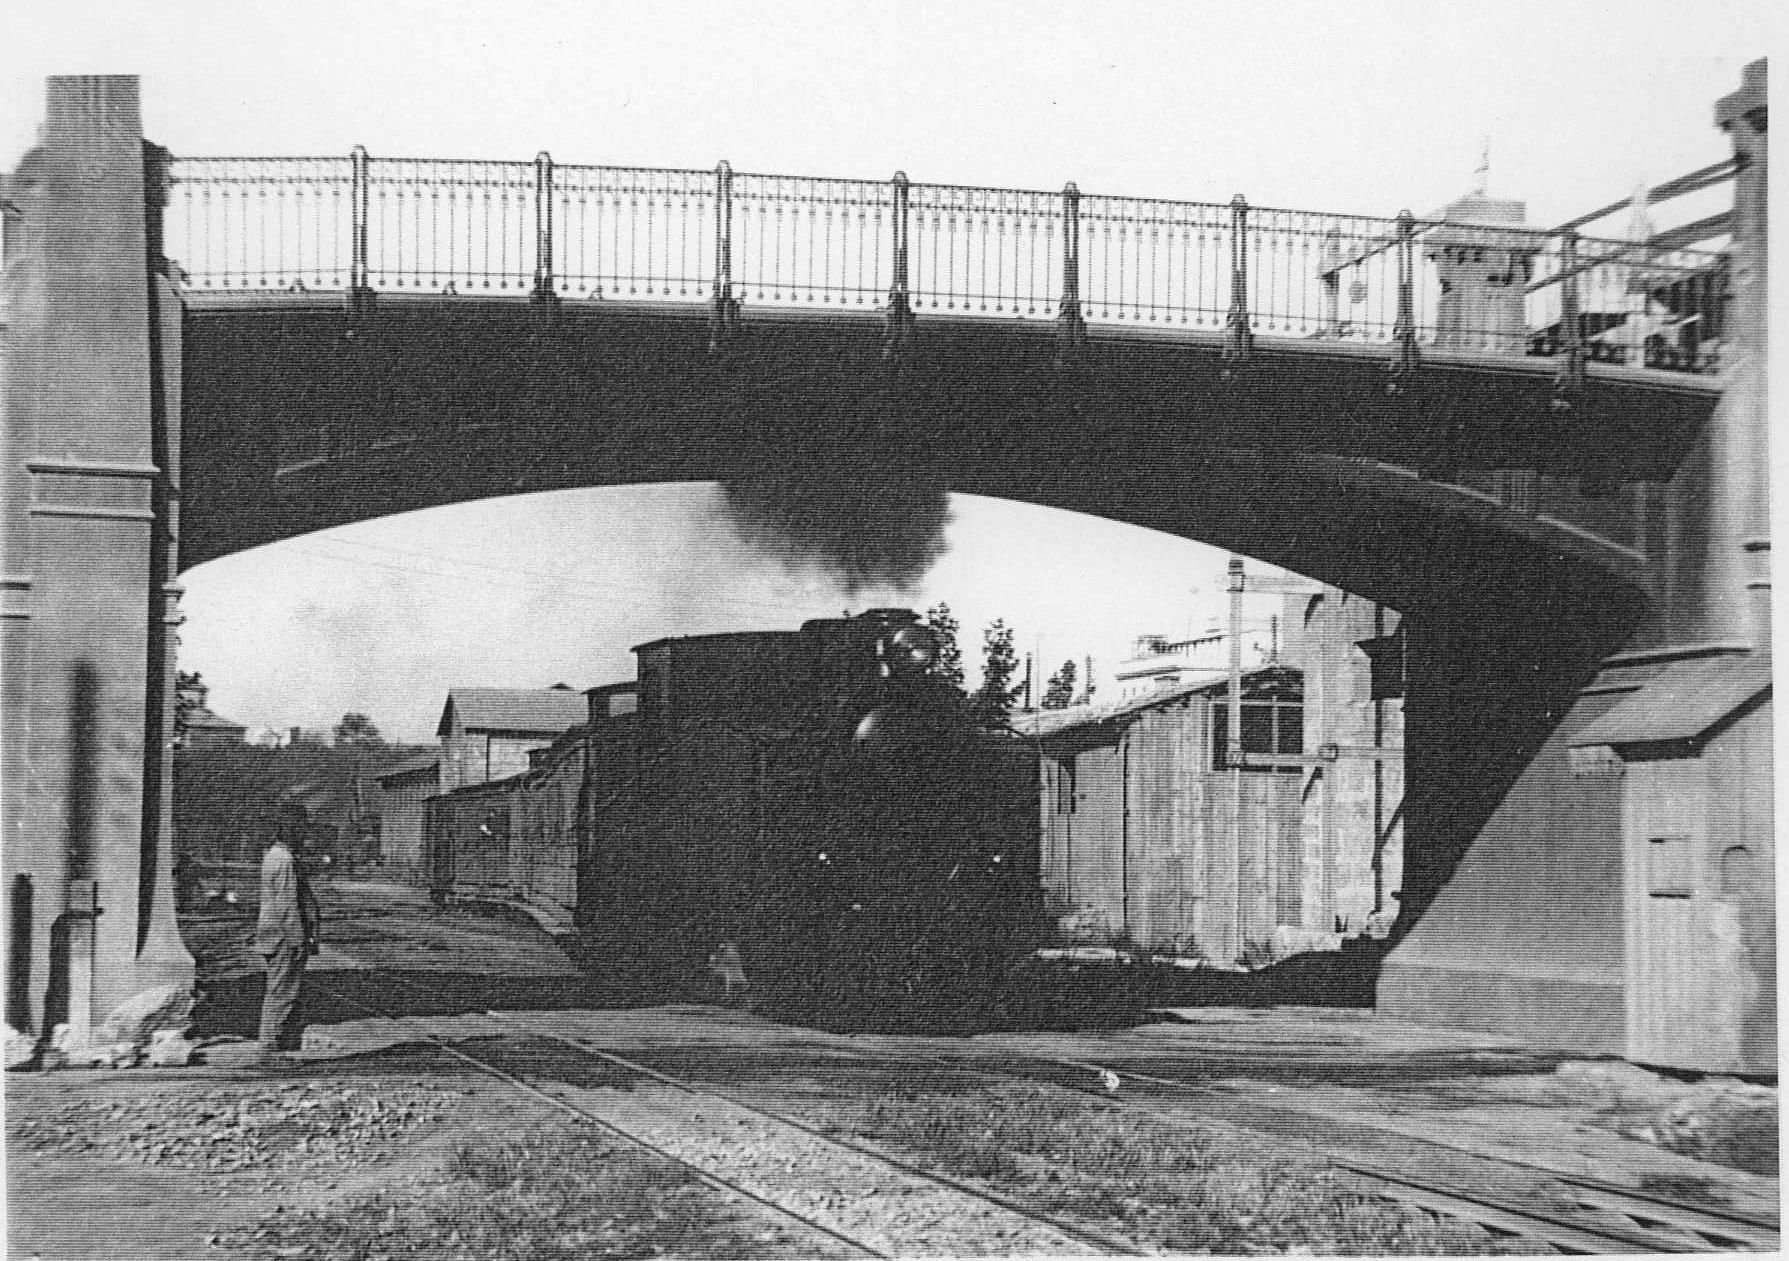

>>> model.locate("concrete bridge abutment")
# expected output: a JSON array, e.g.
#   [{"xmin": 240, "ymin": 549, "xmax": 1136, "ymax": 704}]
[
  {"xmin": 1, "ymin": 77, "xmax": 193, "ymax": 1046},
  {"xmin": 1381, "ymin": 60, "xmax": 1771, "ymax": 1074}
]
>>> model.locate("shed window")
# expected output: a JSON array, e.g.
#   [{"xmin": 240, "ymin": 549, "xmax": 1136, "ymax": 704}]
[
  {"xmin": 1211, "ymin": 700, "xmax": 1304, "ymax": 772},
  {"xmin": 1646, "ymin": 835, "xmax": 1694, "ymax": 898}
]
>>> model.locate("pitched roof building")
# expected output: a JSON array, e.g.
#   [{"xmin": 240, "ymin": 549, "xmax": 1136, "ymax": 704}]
[{"xmin": 436, "ymin": 686, "xmax": 588, "ymax": 790}]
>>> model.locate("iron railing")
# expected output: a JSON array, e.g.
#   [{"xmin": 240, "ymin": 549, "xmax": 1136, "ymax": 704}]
[{"xmin": 165, "ymin": 152, "xmax": 1730, "ymax": 376}]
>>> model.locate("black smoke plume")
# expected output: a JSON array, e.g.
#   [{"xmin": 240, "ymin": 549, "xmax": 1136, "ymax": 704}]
[{"xmin": 721, "ymin": 471, "xmax": 952, "ymax": 595}]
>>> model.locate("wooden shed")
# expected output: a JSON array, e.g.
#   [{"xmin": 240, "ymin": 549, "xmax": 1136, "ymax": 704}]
[
  {"xmin": 1566, "ymin": 652, "xmax": 1774, "ymax": 1075},
  {"xmin": 1029, "ymin": 666, "xmax": 1305, "ymax": 962}
]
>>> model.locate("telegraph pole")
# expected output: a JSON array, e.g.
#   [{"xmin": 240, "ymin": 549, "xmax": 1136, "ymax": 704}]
[{"xmin": 1228, "ymin": 556, "xmax": 1245, "ymax": 958}]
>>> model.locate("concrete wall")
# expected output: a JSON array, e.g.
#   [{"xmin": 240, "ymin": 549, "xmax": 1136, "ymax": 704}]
[
  {"xmin": 1708, "ymin": 697, "xmax": 1775, "ymax": 1073},
  {"xmin": 1381, "ymin": 626, "xmax": 1633, "ymax": 1053},
  {"xmin": 1, "ymin": 78, "xmax": 193, "ymax": 1040},
  {"xmin": 1285, "ymin": 589, "xmax": 1404, "ymax": 933}
]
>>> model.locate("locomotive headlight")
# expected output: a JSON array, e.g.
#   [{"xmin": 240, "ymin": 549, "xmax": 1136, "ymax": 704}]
[{"xmin": 884, "ymin": 625, "xmax": 937, "ymax": 674}]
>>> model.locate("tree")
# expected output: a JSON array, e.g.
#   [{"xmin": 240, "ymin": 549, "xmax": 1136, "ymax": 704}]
[
  {"xmin": 1041, "ymin": 659, "xmax": 1078, "ymax": 710},
  {"xmin": 332, "ymin": 712, "xmax": 385, "ymax": 749},
  {"xmin": 971, "ymin": 619, "xmax": 1022, "ymax": 728},
  {"xmin": 924, "ymin": 603, "xmax": 966, "ymax": 693}
]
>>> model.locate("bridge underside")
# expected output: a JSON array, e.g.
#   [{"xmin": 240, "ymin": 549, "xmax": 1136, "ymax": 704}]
[
  {"xmin": 182, "ymin": 300, "xmax": 1712, "ymax": 591},
  {"xmin": 170, "ymin": 299, "xmax": 1774, "ymax": 1074},
  {"xmin": 5, "ymin": 69, "xmax": 1765, "ymax": 1075}
]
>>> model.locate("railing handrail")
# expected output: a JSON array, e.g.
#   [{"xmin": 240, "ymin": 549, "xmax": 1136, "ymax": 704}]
[
  {"xmin": 164, "ymin": 152, "xmax": 1729, "ymax": 257},
  {"xmin": 159, "ymin": 150, "xmax": 1734, "ymax": 379}
]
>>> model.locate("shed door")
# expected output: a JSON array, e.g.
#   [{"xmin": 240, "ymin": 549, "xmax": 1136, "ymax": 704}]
[
  {"xmin": 1624, "ymin": 758, "xmax": 1733, "ymax": 1069},
  {"xmin": 1074, "ymin": 743, "xmax": 1128, "ymax": 938}
]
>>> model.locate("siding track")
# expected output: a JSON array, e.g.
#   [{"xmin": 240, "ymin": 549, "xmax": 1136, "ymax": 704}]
[
  {"xmin": 307, "ymin": 966, "xmax": 1140, "ymax": 1258},
  {"xmin": 302, "ymin": 915, "xmax": 1772, "ymax": 1257},
  {"xmin": 980, "ymin": 1051, "xmax": 1780, "ymax": 1254}
]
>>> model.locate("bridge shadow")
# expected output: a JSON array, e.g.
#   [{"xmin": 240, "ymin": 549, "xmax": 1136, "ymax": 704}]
[{"xmin": 191, "ymin": 965, "xmax": 652, "ymax": 1041}]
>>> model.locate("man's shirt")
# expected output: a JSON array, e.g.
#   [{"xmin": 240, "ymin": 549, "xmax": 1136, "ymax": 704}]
[{"xmin": 255, "ymin": 844, "xmax": 319, "ymax": 954}]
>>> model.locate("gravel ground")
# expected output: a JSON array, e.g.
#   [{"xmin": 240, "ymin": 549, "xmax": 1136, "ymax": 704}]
[
  {"xmin": 9, "ymin": 1078, "xmax": 457, "ymax": 1176},
  {"xmin": 515, "ymin": 1075, "xmax": 1104, "ymax": 1256}
]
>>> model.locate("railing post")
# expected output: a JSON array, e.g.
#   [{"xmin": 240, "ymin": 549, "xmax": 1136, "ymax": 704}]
[
  {"xmin": 1223, "ymin": 193, "xmax": 1252, "ymax": 366},
  {"xmin": 1552, "ymin": 229, "xmax": 1585, "ymax": 412},
  {"xmin": 347, "ymin": 144, "xmax": 373, "ymax": 325},
  {"xmin": 1055, "ymin": 181, "xmax": 1086, "ymax": 365},
  {"xmin": 883, "ymin": 170, "xmax": 915, "ymax": 361},
  {"xmin": 1318, "ymin": 226, "xmax": 1342, "ymax": 337},
  {"xmin": 709, "ymin": 160, "xmax": 738, "ymax": 355},
  {"xmin": 531, "ymin": 150, "xmax": 557, "ymax": 307},
  {"xmin": 1388, "ymin": 209, "xmax": 1419, "ymax": 391}
]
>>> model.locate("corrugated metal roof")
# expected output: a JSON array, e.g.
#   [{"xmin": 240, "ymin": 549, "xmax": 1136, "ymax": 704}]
[
  {"xmin": 437, "ymin": 688, "xmax": 589, "ymax": 738},
  {"xmin": 1569, "ymin": 653, "xmax": 1771, "ymax": 747}
]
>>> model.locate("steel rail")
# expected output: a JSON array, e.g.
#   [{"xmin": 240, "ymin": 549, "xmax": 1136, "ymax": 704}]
[
  {"xmin": 295, "ymin": 904, "xmax": 1770, "ymax": 1255},
  {"xmin": 1009, "ymin": 1048, "xmax": 1779, "ymax": 1236},
  {"xmin": 301, "ymin": 973, "xmax": 888, "ymax": 1259},
  {"xmin": 316, "ymin": 963, "xmax": 1140, "ymax": 1258},
  {"xmin": 545, "ymin": 1027, "xmax": 1764, "ymax": 1256},
  {"xmin": 1022, "ymin": 1053, "xmax": 1779, "ymax": 1253},
  {"xmin": 495, "ymin": 1014, "xmax": 1146, "ymax": 1258}
]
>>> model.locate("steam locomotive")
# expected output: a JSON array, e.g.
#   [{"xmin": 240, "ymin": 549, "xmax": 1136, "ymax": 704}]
[{"xmin": 426, "ymin": 610, "xmax": 1042, "ymax": 1028}]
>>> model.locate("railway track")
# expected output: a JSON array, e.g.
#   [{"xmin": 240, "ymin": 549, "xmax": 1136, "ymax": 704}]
[
  {"xmin": 943, "ymin": 1050, "xmax": 1780, "ymax": 1255},
  {"xmin": 474, "ymin": 1010, "xmax": 1778, "ymax": 1256},
  {"xmin": 305, "ymin": 967, "xmax": 1140, "ymax": 1258},
  {"xmin": 305, "ymin": 943, "xmax": 1774, "ymax": 1257}
]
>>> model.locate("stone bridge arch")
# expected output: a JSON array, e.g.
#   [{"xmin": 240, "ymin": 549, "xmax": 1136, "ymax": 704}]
[{"xmin": 3, "ymin": 70, "xmax": 1768, "ymax": 1071}]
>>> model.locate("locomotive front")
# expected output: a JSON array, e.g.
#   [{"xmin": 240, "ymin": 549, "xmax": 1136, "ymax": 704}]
[{"xmin": 584, "ymin": 609, "xmax": 1044, "ymax": 1029}]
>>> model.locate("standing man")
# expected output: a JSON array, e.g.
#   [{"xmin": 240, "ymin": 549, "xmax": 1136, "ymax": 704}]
[{"xmin": 256, "ymin": 826, "xmax": 321, "ymax": 1061}]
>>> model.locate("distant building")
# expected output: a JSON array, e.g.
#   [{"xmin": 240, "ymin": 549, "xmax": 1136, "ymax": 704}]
[
  {"xmin": 176, "ymin": 678, "xmax": 246, "ymax": 749},
  {"xmin": 584, "ymin": 680, "xmax": 639, "ymax": 724},
  {"xmin": 1023, "ymin": 666, "xmax": 1307, "ymax": 961},
  {"xmin": 372, "ymin": 753, "xmax": 441, "ymax": 878},
  {"xmin": 436, "ymin": 687, "xmax": 589, "ymax": 791},
  {"xmin": 1425, "ymin": 188, "xmax": 1537, "ymax": 355},
  {"xmin": 1114, "ymin": 627, "xmax": 1275, "ymax": 698},
  {"xmin": 1280, "ymin": 586, "xmax": 1405, "ymax": 936},
  {"xmin": 1022, "ymin": 585, "xmax": 1405, "ymax": 965}
]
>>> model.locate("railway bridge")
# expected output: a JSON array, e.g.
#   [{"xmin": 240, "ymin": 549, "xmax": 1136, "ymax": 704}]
[{"xmin": 1, "ymin": 67, "xmax": 1769, "ymax": 1071}]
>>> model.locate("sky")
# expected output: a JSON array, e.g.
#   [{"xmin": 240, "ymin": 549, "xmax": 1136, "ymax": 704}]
[{"xmin": 7, "ymin": 2, "xmax": 1775, "ymax": 742}]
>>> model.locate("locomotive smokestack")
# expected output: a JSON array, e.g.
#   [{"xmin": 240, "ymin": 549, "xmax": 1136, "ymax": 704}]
[{"xmin": 720, "ymin": 468, "xmax": 952, "ymax": 595}]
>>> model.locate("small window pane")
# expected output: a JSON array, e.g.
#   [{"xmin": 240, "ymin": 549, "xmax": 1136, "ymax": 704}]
[
  {"xmin": 1241, "ymin": 705, "xmax": 1274, "ymax": 754},
  {"xmin": 1277, "ymin": 706, "xmax": 1304, "ymax": 755}
]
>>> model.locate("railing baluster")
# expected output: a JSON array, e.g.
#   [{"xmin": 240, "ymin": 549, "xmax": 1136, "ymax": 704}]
[
  {"xmin": 532, "ymin": 151, "xmax": 555, "ymax": 304},
  {"xmin": 884, "ymin": 171, "xmax": 913, "ymax": 360},
  {"xmin": 1224, "ymin": 193, "xmax": 1251, "ymax": 364}
]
